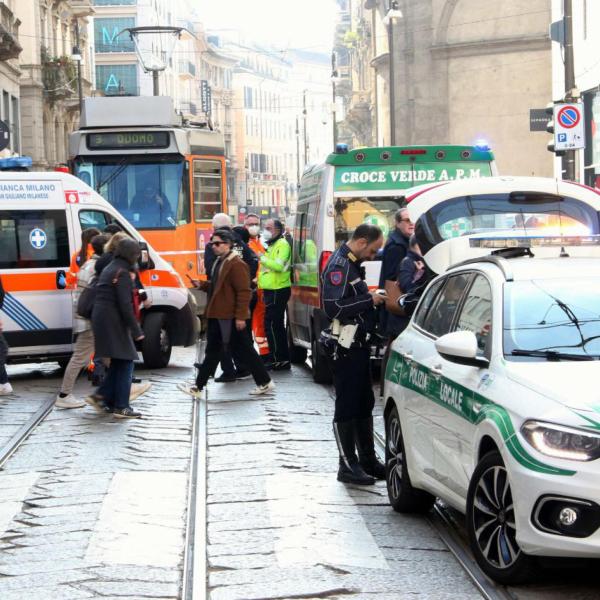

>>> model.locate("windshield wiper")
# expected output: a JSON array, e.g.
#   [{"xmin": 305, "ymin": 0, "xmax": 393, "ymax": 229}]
[{"xmin": 511, "ymin": 349, "xmax": 596, "ymax": 361}]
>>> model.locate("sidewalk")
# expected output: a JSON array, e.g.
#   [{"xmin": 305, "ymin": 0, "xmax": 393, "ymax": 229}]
[{"xmin": 206, "ymin": 365, "xmax": 479, "ymax": 600}]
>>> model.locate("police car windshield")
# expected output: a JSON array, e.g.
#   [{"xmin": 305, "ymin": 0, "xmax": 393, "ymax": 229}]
[
  {"xmin": 334, "ymin": 196, "xmax": 404, "ymax": 246},
  {"xmin": 504, "ymin": 278, "xmax": 600, "ymax": 360},
  {"xmin": 74, "ymin": 156, "xmax": 185, "ymax": 230},
  {"xmin": 421, "ymin": 194, "xmax": 597, "ymax": 242}
]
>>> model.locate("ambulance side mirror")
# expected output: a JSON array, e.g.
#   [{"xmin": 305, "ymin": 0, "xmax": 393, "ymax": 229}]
[
  {"xmin": 138, "ymin": 242, "xmax": 153, "ymax": 271},
  {"xmin": 435, "ymin": 331, "xmax": 489, "ymax": 368}
]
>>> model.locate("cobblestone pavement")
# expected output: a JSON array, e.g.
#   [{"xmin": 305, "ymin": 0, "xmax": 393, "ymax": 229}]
[
  {"xmin": 2, "ymin": 350, "xmax": 600, "ymax": 599},
  {"xmin": 206, "ymin": 364, "xmax": 480, "ymax": 600},
  {"xmin": 0, "ymin": 349, "xmax": 195, "ymax": 600}
]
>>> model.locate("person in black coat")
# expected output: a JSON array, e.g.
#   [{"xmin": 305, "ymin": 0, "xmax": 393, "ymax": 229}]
[
  {"xmin": 398, "ymin": 235, "xmax": 426, "ymax": 293},
  {"xmin": 86, "ymin": 238, "xmax": 144, "ymax": 419}
]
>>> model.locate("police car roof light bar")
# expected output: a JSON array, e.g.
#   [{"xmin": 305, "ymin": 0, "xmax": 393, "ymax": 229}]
[{"xmin": 469, "ymin": 235, "xmax": 600, "ymax": 249}]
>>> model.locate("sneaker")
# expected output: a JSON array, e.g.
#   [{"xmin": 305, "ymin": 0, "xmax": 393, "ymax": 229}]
[
  {"xmin": 132, "ymin": 377, "xmax": 142, "ymax": 384},
  {"xmin": 272, "ymin": 361, "xmax": 291, "ymax": 371},
  {"xmin": 234, "ymin": 370, "xmax": 252, "ymax": 380},
  {"xmin": 0, "ymin": 382, "xmax": 13, "ymax": 395},
  {"xmin": 177, "ymin": 382, "xmax": 203, "ymax": 399},
  {"xmin": 215, "ymin": 373, "xmax": 237, "ymax": 383},
  {"xmin": 55, "ymin": 394, "xmax": 86, "ymax": 409},
  {"xmin": 85, "ymin": 393, "xmax": 106, "ymax": 413},
  {"xmin": 249, "ymin": 380, "xmax": 276, "ymax": 396},
  {"xmin": 129, "ymin": 382, "xmax": 152, "ymax": 402},
  {"xmin": 113, "ymin": 407, "xmax": 142, "ymax": 419}
]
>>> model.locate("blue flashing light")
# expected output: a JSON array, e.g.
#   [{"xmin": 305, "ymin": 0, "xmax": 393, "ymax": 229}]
[
  {"xmin": 335, "ymin": 143, "xmax": 349, "ymax": 154},
  {"xmin": 0, "ymin": 156, "xmax": 32, "ymax": 171},
  {"xmin": 474, "ymin": 139, "xmax": 491, "ymax": 151}
]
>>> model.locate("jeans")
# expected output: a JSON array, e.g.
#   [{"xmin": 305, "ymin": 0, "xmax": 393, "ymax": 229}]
[
  {"xmin": 263, "ymin": 287, "xmax": 291, "ymax": 363},
  {"xmin": 0, "ymin": 332, "xmax": 8, "ymax": 385},
  {"xmin": 196, "ymin": 319, "xmax": 270, "ymax": 389},
  {"xmin": 97, "ymin": 358, "xmax": 134, "ymax": 409},
  {"xmin": 60, "ymin": 329, "xmax": 95, "ymax": 395}
]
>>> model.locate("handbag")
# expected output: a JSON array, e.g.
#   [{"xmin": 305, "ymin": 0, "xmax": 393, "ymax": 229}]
[{"xmin": 76, "ymin": 279, "xmax": 97, "ymax": 319}]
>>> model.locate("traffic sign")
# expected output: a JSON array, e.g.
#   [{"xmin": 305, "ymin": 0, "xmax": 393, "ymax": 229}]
[{"xmin": 553, "ymin": 103, "xmax": 585, "ymax": 151}]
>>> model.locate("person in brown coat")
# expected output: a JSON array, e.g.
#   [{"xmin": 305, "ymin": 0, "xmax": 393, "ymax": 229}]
[{"xmin": 187, "ymin": 229, "xmax": 274, "ymax": 397}]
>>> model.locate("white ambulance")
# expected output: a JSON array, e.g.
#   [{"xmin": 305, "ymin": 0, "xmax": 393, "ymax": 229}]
[{"xmin": 0, "ymin": 172, "xmax": 198, "ymax": 368}]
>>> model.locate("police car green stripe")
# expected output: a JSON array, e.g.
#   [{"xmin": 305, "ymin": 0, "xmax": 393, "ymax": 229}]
[{"xmin": 386, "ymin": 351, "xmax": 576, "ymax": 477}]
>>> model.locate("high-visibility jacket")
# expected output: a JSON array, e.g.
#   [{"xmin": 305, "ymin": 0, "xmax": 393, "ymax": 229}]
[{"xmin": 258, "ymin": 237, "xmax": 291, "ymax": 290}]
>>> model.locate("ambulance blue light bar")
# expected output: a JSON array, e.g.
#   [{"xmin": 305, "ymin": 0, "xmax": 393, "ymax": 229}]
[{"xmin": 470, "ymin": 235, "xmax": 600, "ymax": 249}]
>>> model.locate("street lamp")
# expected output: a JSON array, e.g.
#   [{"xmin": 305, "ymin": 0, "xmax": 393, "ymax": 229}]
[
  {"xmin": 331, "ymin": 51, "xmax": 338, "ymax": 150},
  {"xmin": 119, "ymin": 26, "xmax": 184, "ymax": 96},
  {"xmin": 383, "ymin": 0, "xmax": 402, "ymax": 145}
]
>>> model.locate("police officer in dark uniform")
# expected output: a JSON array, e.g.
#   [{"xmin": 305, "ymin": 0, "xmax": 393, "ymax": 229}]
[{"xmin": 321, "ymin": 224, "xmax": 387, "ymax": 485}]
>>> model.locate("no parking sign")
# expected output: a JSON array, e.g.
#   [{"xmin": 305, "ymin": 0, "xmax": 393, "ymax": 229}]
[{"xmin": 553, "ymin": 103, "xmax": 585, "ymax": 151}]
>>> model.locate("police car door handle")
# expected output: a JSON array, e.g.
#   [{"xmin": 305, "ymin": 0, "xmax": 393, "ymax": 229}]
[{"xmin": 431, "ymin": 364, "xmax": 443, "ymax": 377}]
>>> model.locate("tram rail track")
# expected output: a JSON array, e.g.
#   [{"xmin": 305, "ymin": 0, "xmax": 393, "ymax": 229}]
[
  {"xmin": 372, "ymin": 431, "xmax": 515, "ymax": 600},
  {"xmin": 0, "ymin": 396, "xmax": 55, "ymax": 470},
  {"xmin": 181, "ymin": 389, "xmax": 208, "ymax": 600}
]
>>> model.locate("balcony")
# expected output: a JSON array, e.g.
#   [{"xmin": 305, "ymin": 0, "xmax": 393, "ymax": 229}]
[
  {"xmin": 68, "ymin": 0, "xmax": 95, "ymax": 17},
  {"xmin": 178, "ymin": 60, "xmax": 196, "ymax": 79},
  {"xmin": 0, "ymin": 2, "xmax": 21, "ymax": 61},
  {"xmin": 42, "ymin": 50, "xmax": 76, "ymax": 104}
]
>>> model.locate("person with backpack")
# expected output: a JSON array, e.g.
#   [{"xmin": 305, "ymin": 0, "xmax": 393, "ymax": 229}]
[
  {"xmin": 86, "ymin": 238, "xmax": 146, "ymax": 419},
  {"xmin": 55, "ymin": 234, "xmax": 110, "ymax": 409},
  {"xmin": 0, "ymin": 275, "xmax": 12, "ymax": 396}
]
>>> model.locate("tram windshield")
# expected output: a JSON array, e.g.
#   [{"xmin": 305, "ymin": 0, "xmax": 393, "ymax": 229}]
[{"xmin": 73, "ymin": 156, "xmax": 187, "ymax": 230}]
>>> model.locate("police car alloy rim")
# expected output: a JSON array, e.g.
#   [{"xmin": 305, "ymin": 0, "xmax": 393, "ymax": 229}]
[
  {"xmin": 160, "ymin": 327, "xmax": 170, "ymax": 354},
  {"xmin": 386, "ymin": 414, "xmax": 403, "ymax": 499},
  {"xmin": 472, "ymin": 464, "xmax": 520, "ymax": 569}
]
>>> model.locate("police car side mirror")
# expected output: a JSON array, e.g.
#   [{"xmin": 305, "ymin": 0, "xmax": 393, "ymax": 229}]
[{"xmin": 435, "ymin": 331, "xmax": 489, "ymax": 369}]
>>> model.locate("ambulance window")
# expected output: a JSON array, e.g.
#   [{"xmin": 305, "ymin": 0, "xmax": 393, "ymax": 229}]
[
  {"xmin": 455, "ymin": 275, "xmax": 492, "ymax": 355},
  {"xmin": 421, "ymin": 274, "xmax": 471, "ymax": 337},
  {"xmin": 0, "ymin": 210, "xmax": 70, "ymax": 269},
  {"xmin": 79, "ymin": 210, "xmax": 110, "ymax": 229}
]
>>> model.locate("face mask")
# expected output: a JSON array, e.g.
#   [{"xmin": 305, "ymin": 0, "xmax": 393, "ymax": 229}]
[
  {"xmin": 248, "ymin": 225, "xmax": 260, "ymax": 237},
  {"xmin": 262, "ymin": 230, "xmax": 273, "ymax": 242}
]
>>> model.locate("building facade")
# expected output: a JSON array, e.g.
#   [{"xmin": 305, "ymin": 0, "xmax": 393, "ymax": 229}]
[
  {"xmin": 0, "ymin": 1, "xmax": 23, "ymax": 157},
  {"xmin": 551, "ymin": 0, "xmax": 600, "ymax": 187},
  {"xmin": 227, "ymin": 41, "xmax": 298, "ymax": 218},
  {"xmin": 337, "ymin": 0, "xmax": 554, "ymax": 177},
  {"xmin": 17, "ymin": 0, "xmax": 94, "ymax": 169}
]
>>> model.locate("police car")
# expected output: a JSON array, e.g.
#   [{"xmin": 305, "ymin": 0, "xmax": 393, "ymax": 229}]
[{"xmin": 383, "ymin": 177, "xmax": 600, "ymax": 584}]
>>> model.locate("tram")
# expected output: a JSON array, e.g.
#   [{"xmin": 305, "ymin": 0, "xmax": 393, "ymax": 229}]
[{"xmin": 69, "ymin": 96, "xmax": 227, "ymax": 307}]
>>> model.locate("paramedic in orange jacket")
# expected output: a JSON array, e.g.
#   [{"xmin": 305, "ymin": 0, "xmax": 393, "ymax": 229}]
[
  {"xmin": 67, "ymin": 227, "xmax": 100, "ymax": 286},
  {"xmin": 245, "ymin": 213, "xmax": 269, "ymax": 359}
]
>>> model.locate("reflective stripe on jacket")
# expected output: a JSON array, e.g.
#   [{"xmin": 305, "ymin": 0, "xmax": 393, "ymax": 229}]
[{"xmin": 258, "ymin": 237, "xmax": 291, "ymax": 290}]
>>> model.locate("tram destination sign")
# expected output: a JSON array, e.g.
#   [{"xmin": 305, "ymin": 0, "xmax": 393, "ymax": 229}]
[
  {"xmin": 334, "ymin": 162, "xmax": 492, "ymax": 192},
  {"xmin": 87, "ymin": 131, "xmax": 170, "ymax": 151}
]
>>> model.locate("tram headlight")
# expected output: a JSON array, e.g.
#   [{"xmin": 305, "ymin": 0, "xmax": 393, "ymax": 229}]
[{"xmin": 521, "ymin": 421, "xmax": 600, "ymax": 462}]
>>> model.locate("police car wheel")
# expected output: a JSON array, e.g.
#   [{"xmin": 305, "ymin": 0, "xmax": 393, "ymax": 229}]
[
  {"xmin": 467, "ymin": 451, "xmax": 536, "ymax": 585},
  {"xmin": 141, "ymin": 312, "xmax": 172, "ymax": 369},
  {"xmin": 385, "ymin": 405, "xmax": 434, "ymax": 514}
]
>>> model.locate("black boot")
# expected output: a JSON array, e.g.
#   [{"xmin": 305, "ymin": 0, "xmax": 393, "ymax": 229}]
[
  {"xmin": 355, "ymin": 416, "xmax": 386, "ymax": 480},
  {"xmin": 333, "ymin": 421, "xmax": 375, "ymax": 485}
]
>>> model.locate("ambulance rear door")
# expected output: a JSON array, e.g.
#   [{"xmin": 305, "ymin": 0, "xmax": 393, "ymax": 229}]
[{"xmin": 0, "ymin": 177, "xmax": 75, "ymax": 362}]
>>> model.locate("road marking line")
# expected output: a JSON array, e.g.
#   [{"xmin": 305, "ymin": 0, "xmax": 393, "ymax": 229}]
[
  {"xmin": 85, "ymin": 471, "xmax": 187, "ymax": 568},
  {"xmin": 266, "ymin": 472, "xmax": 388, "ymax": 570}
]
